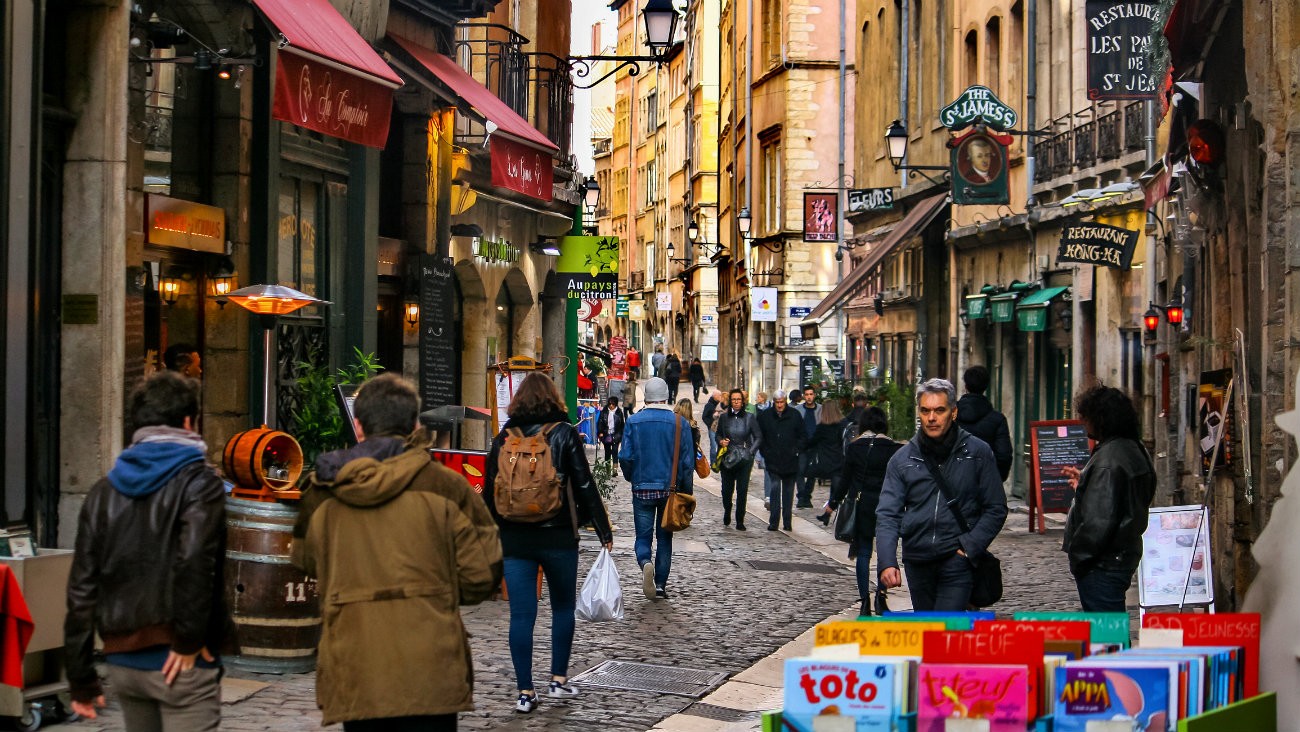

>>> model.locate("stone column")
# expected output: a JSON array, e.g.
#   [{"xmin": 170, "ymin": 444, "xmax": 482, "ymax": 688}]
[{"xmin": 58, "ymin": 0, "xmax": 129, "ymax": 546}]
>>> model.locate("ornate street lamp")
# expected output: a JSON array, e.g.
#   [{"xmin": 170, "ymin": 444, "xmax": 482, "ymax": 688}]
[
  {"xmin": 737, "ymin": 207, "xmax": 752, "ymax": 238},
  {"xmin": 583, "ymin": 176, "xmax": 601, "ymax": 213},
  {"xmin": 528, "ymin": 0, "xmax": 682, "ymax": 89},
  {"xmin": 642, "ymin": 0, "xmax": 680, "ymax": 55},
  {"xmin": 884, "ymin": 119, "xmax": 949, "ymax": 184}
]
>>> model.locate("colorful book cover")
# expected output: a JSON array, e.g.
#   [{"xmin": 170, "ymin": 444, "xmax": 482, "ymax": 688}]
[
  {"xmin": 1053, "ymin": 665, "xmax": 1173, "ymax": 732},
  {"xmin": 922, "ymin": 630, "xmax": 1046, "ymax": 719},
  {"xmin": 976, "ymin": 620, "xmax": 1092, "ymax": 653},
  {"xmin": 916, "ymin": 663, "xmax": 1031, "ymax": 732},
  {"xmin": 815, "ymin": 620, "xmax": 945, "ymax": 656},
  {"xmin": 783, "ymin": 659, "xmax": 897, "ymax": 732},
  {"xmin": 1014, "ymin": 611, "xmax": 1131, "ymax": 650},
  {"xmin": 1141, "ymin": 612, "xmax": 1258, "ymax": 697}
]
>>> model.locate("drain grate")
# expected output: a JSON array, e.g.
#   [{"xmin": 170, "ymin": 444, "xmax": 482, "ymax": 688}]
[
  {"xmin": 683, "ymin": 703, "xmax": 761, "ymax": 722},
  {"xmin": 569, "ymin": 660, "xmax": 729, "ymax": 698},
  {"xmin": 742, "ymin": 559, "xmax": 848, "ymax": 575}
]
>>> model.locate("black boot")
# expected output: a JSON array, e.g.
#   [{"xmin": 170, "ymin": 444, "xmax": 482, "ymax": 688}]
[{"xmin": 859, "ymin": 597, "xmax": 871, "ymax": 617}]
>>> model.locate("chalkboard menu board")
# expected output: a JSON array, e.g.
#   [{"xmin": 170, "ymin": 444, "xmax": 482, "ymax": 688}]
[
  {"xmin": 799, "ymin": 356, "xmax": 821, "ymax": 389},
  {"xmin": 1085, "ymin": 0, "xmax": 1159, "ymax": 100},
  {"xmin": 826, "ymin": 359, "xmax": 846, "ymax": 382},
  {"xmin": 419, "ymin": 254, "xmax": 458, "ymax": 409},
  {"xmin": 1029, "ymin": 420, "xmax": 1093, "ymax": 532}
]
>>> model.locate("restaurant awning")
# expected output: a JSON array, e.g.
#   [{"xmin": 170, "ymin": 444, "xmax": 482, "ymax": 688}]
[
  {"xmin": 1015, "ymin": 286, "xmax": 1069, "ymax": 332},
  {"xmin": 388, "ymin": 35, "xmax": 559, "ymax": 154},
  {"xmin": 799, "ymin": 192, "xmax": 948, "ymax": 330},
  {"xmin": 252, "ymin": 0, "xmax": 402, "ymax": 148}
]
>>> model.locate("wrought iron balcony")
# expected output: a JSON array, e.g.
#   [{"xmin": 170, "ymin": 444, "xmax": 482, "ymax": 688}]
[{"xmin": 1034, "ymin": 102, "xmax": 1147, "ymax": 185}]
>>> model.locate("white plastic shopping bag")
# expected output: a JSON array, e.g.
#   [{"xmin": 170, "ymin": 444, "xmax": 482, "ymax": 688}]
[{"xmin": 575, "ymin": 548, "xmax": 623, "ymax": 622}]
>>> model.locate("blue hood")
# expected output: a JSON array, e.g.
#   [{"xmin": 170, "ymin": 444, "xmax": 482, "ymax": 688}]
[{"xmin": 108, "ymin": 442, "xmax": 206, "ymax": 498}]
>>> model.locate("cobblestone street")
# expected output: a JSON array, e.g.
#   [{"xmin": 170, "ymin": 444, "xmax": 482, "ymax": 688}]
[{"xmin": 46, "ymin": 400, "xmax": 1089, "ymax": 731}]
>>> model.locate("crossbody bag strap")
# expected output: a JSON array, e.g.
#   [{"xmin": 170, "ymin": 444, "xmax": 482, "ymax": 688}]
[
  {"xmin": 921, "ymin": 454, "xmax": 973, "ymax": 535},
  {"xmin": 668, "ymin": 415, "xmax": 683, "ymax": 494},
  {"xmin": 551, "ymin": 422, "xmax": 582, "ymax": 540}
]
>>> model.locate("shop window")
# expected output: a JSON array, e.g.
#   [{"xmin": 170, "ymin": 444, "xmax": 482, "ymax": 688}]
[
  {"xmin": 760, "ymin": 135, "xmax": 782, "ymax": 235},
  {"xmin": 277, "ymin": 177, "xmax": 322, "ymax": 301},
  {"xmin": 964, "ymin": 31, "xmax": 978, "ymax": 90}
]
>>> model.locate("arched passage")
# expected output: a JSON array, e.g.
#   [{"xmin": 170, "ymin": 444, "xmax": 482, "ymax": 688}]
[
  {"xmin": 497, "ymin": 267, "xmax": 535, "ymax": 360},
  {"xmin": 455, "ymin": 260, "xmax": 488, "ymax": 445}
]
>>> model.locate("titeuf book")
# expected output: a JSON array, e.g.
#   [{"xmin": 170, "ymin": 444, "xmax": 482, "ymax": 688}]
[
  {"xmin": 1053, "ymin": 665, "xmax": 1173, "ymax": 732},
  {"xmin": 916, "ymin": 663, "xmax": 1030, "ymax": 732},
  {"xmin": 922, "ymin": 630, "xmax": 1046, "ymax": 719},
  {"xmin": 783, "ymin": 659, "xmax": 897, "ymax": 731}
]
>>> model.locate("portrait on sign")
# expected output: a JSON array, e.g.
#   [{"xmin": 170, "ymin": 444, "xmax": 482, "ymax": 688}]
[
  {"xmin": 956, "ymin": 135, "xmax": 1003, "ymax": 185},
  {"xmin": 802, "ymin": 192, "xmax": 837, "ymax": 242}
]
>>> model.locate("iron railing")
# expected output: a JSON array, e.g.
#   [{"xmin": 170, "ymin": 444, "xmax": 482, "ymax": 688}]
[{"xmin": 1034, "ymin": 101, "xmax": 1147, "ymax": 184}]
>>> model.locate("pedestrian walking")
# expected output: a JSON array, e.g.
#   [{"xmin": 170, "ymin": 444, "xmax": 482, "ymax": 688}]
[
  {"xmin": 752, "ymin": 391, "xmax": 774, "ymax": 508},
  {"xmin": 1061, "ymin": 384, "xmax": 1155, "ymax": 612},
  {"xmin": 875, "ymin": 378, "xmax": 1008, "ymax": 611},
  {"xmin": 805, "ymin": 400, "xmax": 848, "ymax": 517},
  {"xmin": 674, "ymin": 398, "xmax": 703, "ymax": 486},
  {"xmin": 651, "ymin": 344, "xmax": 665, "ymax": 378},
  {"xmin": 754, "ymin": 391, "xmax": 772, "ymax": 411},
  {"xmin": 619, "ymin": 377, "xmax": 694, "ymax": 600},
  {"xmin": 65, "ymin": 371, "xmax": 235, "ymax": 730},
  {"xmin": 293, "ymin": 373, "xmax": 503, "ymax": 730},
  {"xmin": 688, "ymin": 358, "xmax": 707, "ymax": 402},
  {"xmin": 626, "ymin": 345, "xmax": 641, "ymax": 379},
  {"xmin": 483, "ymin": 372, "xmax": 614, "ymax": 714},
  {"xmin": 757, "ymin": 390, "xmax": 806, "ymax": 532},
  {"xmin": 842, "ymin": 391, "xmax": 869, "ymax": 446},
  {"xmin": 955, "ymin": 365, "xmax": 1014, "ymax": 481},
  {"xmin": 715, "ymin": 389, "xmax": 762, "ymax": 530},
  {"xmin": 793, "ymin": 385, "xmax": 823, "ymax": 507},
  {"xmin": 822, "ymin": 406, "xmax": 902, "ymax": 616},
  {"xmin": 663, "ymin": 353, "xmax": 683, "ymax": 403},
  {"xmin": 701, "ymin": 389, "xmax": 725, "ymax": 464},
  {"xmin": 596, "ymin": 395, "xmax": 626, "ymax": 463}
]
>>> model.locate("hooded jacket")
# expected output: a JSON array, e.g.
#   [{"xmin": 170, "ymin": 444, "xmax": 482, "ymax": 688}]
[
  {"xmin": 954, "ymin": 393, "xmax": 1013, "ymax": 481},
  {"xmin": 875, "ymin": 427, "xmax": 1009, "ymax": 569},
  {"xmin": 1062, "ymin": 437, "xmax": 1155, "ymax": 576},
  {"xmin": 292, "ymin": 437, "xmax": 502, "ymax": 724},
  {"xmin": 65, "ymin": 427, "xmax": 235, "ymax": 703}
]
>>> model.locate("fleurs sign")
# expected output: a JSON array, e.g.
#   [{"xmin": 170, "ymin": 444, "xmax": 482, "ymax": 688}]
[
  {"xmin": 1085, "ymin": 0, "xmax": 1160, "ymax": 100},
  {"xmin": 847, "ymin": 188, "xmax": 894, "ymax": 212},
  {"xmin": 490, "ymin": 136, "xmax": 554, "ymax": 202},
  {"xmin": 1056, "ymin": 223, "xmax": 1138, "ymax": 270},
  {"xmin": 272, "ymin": 50, "xmax": 394, "ymax": 149},
  {"xmin": 940, "ymin": 85, "xmax": 1018, "ymax": 131},
  {"xmin": 557, "ymin": 236, "xmax": 619, "ymax": 300}
]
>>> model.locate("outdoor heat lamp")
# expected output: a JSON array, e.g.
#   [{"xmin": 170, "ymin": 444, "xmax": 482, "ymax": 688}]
[{"xmin": 222, "ymin": 283, "xmax": 331, "ymax": 425}]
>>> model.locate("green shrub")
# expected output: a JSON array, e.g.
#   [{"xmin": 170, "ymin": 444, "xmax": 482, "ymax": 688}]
[{"xmin": 291, "ymin": 347, "xmax": 382, "ymax": 466}]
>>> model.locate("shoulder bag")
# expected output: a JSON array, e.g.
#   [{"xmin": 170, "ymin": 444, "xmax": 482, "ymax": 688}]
[
  {"xmin": 661, "ymin": 416, "xmax": 697, "ymax": 532},
  {"xmin": 832, "ymin": 440, "xmax": 873, "ymax": 542},
  {"xmin": 921, "ymin": 455, "xmax": 1003, "ymax": 608},
  {"xmin": 694, "ymin": 447, "xmax": 711, "ymax": 479}
]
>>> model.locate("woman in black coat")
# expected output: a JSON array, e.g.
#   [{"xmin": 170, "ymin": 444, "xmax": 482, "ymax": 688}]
[
  {"xmin": 687, "ymin": 358, "xmax": 707, "ymax": 402},
  {"xmin": 823, "ymin": 406, "xmax": 902, "ymax": 617},
  {"xmin": 803, "ymin": 400, "xmax": 848, "ymax": 504},
  {"xmin": 663, "ymin": 354, "xmax": 683, "ymax": 402}
]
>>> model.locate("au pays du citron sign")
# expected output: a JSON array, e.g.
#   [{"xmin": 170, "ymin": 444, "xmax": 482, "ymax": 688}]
[{"xmin": 940, "ymin": 85, "xmax": 1018, "ymax": 131}]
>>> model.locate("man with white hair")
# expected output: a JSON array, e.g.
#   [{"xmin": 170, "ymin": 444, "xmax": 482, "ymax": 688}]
[{"xmin": 875, "ymin": 378, "xmax": 1008, "ymax": 611}]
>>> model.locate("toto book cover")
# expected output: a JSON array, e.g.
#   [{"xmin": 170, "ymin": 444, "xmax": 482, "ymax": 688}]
[
  {"xmin": 916, "ymin": 663, "xmax": 1030, "ymax": 732},
  {"xmin": 783, "ymin": 659, "xmax": 897, "ymax": 732}
]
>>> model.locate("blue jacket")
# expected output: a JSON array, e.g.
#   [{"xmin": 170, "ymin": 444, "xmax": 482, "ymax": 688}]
[{"xmin": 619, "ymin": 405, "xmax": 694, "ymax": 498}]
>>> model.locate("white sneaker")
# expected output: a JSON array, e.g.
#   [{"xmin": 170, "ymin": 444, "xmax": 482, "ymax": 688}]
[
  {"xmin": 642, "ymin": 563, "xmax": 656, "ymax": 600},
  {"xmin": 548, "ymin": 680, "xmax": 580, "ymax": 698},
  {"xmin": 515, "ymin": 693, "xmax": 538, "ymax": 713}
]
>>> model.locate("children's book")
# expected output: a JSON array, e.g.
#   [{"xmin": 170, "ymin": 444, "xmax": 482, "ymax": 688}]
[
  {"xmin": 916, "ymin": 663, "xmax": 1031, "ymax": 732},
  {"xmin": 922, "ymin": 630, "xmax": 1046, "ymax": 719},
  {"xmin": 783, "ymin": 659, "xmax": 898, "ymax": 732},
  {"xmin": 1053, "ymin": 665, "xmax": 1172, "ymax": 732},
  {"xmin": 1140, "ymin": 612, "xmax": 1259, "ymax": 697}
]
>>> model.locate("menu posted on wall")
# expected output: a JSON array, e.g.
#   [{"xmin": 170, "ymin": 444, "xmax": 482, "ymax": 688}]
[
  {"xmin": 1085, "ymin": 0, "xmax": 1160, "ymax": 100},
  {"xmin": 1029, "ymin": 420, "xmax": 1093, "ymax": 531},
  {"xmin": 799, "ymin": 356, "xmax": 821, "ymax": 389},
  {"xmin": 419, "ymin": 254, "xmax": 458, "ymax": 410}
]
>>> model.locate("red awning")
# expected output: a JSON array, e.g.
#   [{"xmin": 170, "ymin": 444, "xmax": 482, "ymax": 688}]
[
  {"xmin": 389, "ymin": 34, "xmax": 559, "ymax": 153},
  {"xmin": 252, "ymin": 0, "xmax": 401, "ymax": 148},
  {"xmin": 800, "ymin": 192, "xmax": 948, "ymax": 327}
]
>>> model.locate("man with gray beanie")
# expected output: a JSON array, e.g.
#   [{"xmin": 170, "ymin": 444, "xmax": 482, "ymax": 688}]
[
  {"xmin": 619, "ymin": 377, "xmax": 695, "ymax": 600},
  {"xmin": 875, "ymin": 378, "xmax": 1007, "ymax": 611}
]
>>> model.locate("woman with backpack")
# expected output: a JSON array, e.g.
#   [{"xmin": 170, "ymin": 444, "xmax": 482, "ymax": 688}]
[
  {"xmin": 821, "ymin": 406, "xmax": 902, "ymax": 617},
  {"xmin": 484, "ymin": 372, "xmax": 614, "ymax": 714}
]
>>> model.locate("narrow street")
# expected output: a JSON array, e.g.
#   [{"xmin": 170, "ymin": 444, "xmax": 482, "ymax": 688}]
[{"xmin": 49, "ymin": 396, "xmax": 1085, "ymax": 732}]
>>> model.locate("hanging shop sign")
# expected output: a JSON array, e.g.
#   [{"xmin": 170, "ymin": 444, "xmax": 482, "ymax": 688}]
[
  {"xmin": 950, "ymin": 129, "xmax": 1012, "ymax": 205},
  {"xmin": 473, "ymin": 237, "xmax": 521, "ymax": 264},
  {"xmin": 557, "ymin": 236, "xmax": 619, "ymax": 300},
  {"xmin": 145, "ymin": 194, "xmax": 226, "ymax": 253},
  {"xmin": 273, "ymin": 50, "xmax": 395, "ymax": 149},
  {"xmin": 656, "ymin": 291, "xmax": 672, "ymax": 311},
  {"xmin": 803, "ymin": 192, "xmax": 838, "ymax": 242},
  {"xmin": 751, "ymin": 286, "xmax": 778, "ymax": 322},
  {"xmin": 490, "ymin": 136, "xmax": 554, "ymax": 202},
  {"xmin": 847, "ymin": 188, "xmax": 894, "ymax": 213},
  {"xmin": 418, "ymin": 254, "xmax": 458, "ymax": 410},
  {"xmin": 627, "ymin": 300, "xmax": 646, "ymax": 320},
  {"xmin": 1056, "ymin": 222, "xmax": 1138, "ymax": 270},
  {"xmin": 939, "ymin": 85, "xmax": 1018, "ymax": 131},
  {"xmin": 1085, "ymin": 0, "xmax": 1160, "ymax": 100},
  {"xmin": 616, "ymin": 296, "xmax": 629, "ymax": 317}
]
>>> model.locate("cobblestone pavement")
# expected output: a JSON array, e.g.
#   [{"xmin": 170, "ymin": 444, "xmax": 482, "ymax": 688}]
[{"xmin": 44, "ymin": 395, "xmax": 1092, "ymax": 731}]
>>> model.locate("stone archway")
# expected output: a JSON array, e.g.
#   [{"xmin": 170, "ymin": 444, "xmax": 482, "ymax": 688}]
[
  {"xmin": 497, "ymin": 267, "xmax": 535, "ymax": 360},
  {"xmin": 455, "ymin": 261, "xmax": 488, "ymax": 442}
]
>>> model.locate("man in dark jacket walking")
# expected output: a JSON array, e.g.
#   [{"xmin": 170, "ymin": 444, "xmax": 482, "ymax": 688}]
[
  {"xmin": 65, "ymin": 371, "xmax": 234, "ymax": 729},
  {"xmin": 758, "ymin": 391, "xmax": 807, "ymax": 531},
  {"xmin": 954, "ymin": 365, "xmax": 1014, "ymax": 481},
  {"xmin": 1062, "ymin": 385, "xmax": 1156, "ymax": 612},
  {"xmin": 793, "ymin": 386, "xmax": 823, "ymax": 507},
  {"xmin": 876, "ymin": 378, "xmax": 1008, "ymax": 611},
  {"xmin": 596, "ymin": 396, "xmax": 626, "ymax": 463}
]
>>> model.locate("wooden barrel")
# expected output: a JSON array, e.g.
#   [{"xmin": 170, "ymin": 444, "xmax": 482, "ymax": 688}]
[
  {"xmin": 224, "ymin": 497, "xmax": 320, "ymax": 674},
  {"xmin": 223, "ymin": 428, "xmax": 303, "ymax": 492}
]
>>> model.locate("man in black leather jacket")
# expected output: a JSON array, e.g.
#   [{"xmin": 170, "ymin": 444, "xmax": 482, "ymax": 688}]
[
  {"xmin": 65, "ymin": 371, "xmax": 234, "ymax": 729},
  {"xmin": 1062, "ymin": 385, "xmax": 1156, "ymax": 612}
]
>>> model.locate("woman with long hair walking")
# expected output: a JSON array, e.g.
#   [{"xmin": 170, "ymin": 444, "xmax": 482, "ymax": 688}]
[{"xmin": 484, "ymin": 373, "xmax": 614, "ymax": 714}]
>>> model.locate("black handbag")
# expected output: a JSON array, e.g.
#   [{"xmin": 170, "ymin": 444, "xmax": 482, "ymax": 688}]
[
  {"xmin": 832, "ymin": 441, "xmax": 873, "ymax": 542},
  {"xmin": 921, "ymin": 455, "xmax": 1003, "ymax": 608}
]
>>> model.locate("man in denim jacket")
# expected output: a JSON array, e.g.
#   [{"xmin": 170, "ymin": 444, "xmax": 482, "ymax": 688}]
[{"xmin": 619, "ymin": 377, "xmax": 695, "ymax": 600}]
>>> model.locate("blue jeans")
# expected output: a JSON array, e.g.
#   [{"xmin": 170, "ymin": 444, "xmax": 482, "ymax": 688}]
[
  {"xmin": 503, "ymin": 547, "xmax": 579, "ymax": 692},
  {"xmin": 903, "ymin": 552, "xmax": 974, "ymax": 611},
  {"xmin": 1074, "ymin": 563, "xmax": 1135, "ymax": 612},
  {"xmin": 633, "ymin": 496, "xmax": 673, "ymax": 588},
  {"xmin": 708, "ymin": 429, "xmax": 719, "ymax": 464}
]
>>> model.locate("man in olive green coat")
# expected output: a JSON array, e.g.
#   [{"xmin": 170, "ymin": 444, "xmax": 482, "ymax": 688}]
[{"xmin": 293, "ymin": 374, "xmax": 502, "ymax": 731}]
